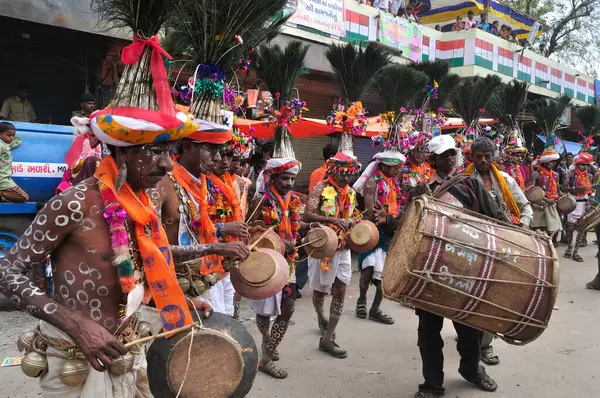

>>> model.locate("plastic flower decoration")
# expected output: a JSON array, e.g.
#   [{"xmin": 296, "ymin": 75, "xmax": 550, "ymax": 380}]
[
  {"xmin": 234, "ymin": 35, "xmax": 244, "ymax": 44},
  {"xmin": 326, "ymin": 101, "xmax": 369, "ymax": 136}
]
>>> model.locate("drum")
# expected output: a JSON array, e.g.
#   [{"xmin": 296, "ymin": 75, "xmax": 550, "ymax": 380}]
[
  {"xmin": 382, "ymin": 197, "xmax": 559, "ymax": 345},
  {"xmin": 303, "ymin": 226, "xmax": 338, "ymax": 259},
  {"xmin": 147, "ymin": 312, "xmax": 258, "ymax": 398},
  {"xmin": 230, "ymin": 248, "xmax": 289, "ymax": 300},
  {"xmin": 556, "ymin": 195, "xmax": 576, "ymax": 215},
  {"xmin": 250, "ymin": 229, "xmax": 285, "ymax": 256},
  {"xmin": 525, "ymin": 186, "xmax": 544, "ymax": 203},
  {"xmin": 346, "ymin": 220, "xmax": 379, "ymax": 253}
]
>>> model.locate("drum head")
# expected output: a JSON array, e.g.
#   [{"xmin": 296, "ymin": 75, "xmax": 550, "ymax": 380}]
[
  {"xmin": 148, "ymin": 312, "xmax": 258, "ymax": 398},
  {"xmin": 350, "ymin": 223, "xmax": 372, "ymax": 246},
  {"xmin": 239, "ymin": 251, "xmax": 276, "ymax": 286},
  {"xmin": 307, "ymin": 228, "xmax": 329, "ymax": 249}
]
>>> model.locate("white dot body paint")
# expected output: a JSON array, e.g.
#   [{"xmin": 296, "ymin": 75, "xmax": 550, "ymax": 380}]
[
  {"xmin": 97, "ymin": 286, "xmax": 109, "ymax": 296},
  {"xmin": 77, "ymin": 290, "xmax": 89, "ymax": 305},
  {"xmin": 55, "ymin": 215, "xmax": 69, "ymax": 227},
  {"xmin": 64, "ymin": 270, "xmax": 76, "ymax": 285},
  {"xmin": 44, "ymin": 303, "xmax": 58, "ymax": 314}
]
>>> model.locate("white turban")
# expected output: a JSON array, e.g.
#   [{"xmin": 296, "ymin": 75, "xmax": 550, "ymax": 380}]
[
  {"xmin": 256, "ymin": 158, "xmax": 302, "ymax": 196},
  {"xmin": 353, "ymin": 150, "xmax": 406, "ymax": 195}
]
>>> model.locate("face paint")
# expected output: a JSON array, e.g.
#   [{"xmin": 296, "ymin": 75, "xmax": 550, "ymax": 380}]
[
  {"xmin": 123, "ymin": 143, "xmax": 174, "ymax": 191},
  {"xmin": 273, "ymin": 172, "xmax": 296, "ymax": 196}
]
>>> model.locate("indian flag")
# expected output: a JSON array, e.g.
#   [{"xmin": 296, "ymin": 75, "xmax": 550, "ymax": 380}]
[
  {"xmin": 422, "ymin": 36, "xmax": 437, "ymax": 61},
  {"xmin": 517, "ymin": 56, "xmax": 532, "ymax": 83},
  {"xmin": 497, "ymin": 47, "xmax": 514, "ymax": 77},
  {"xmin": 474, "ymin": 38, "xmax": 493, "ymax": 70},
  {"xmin": 344, "ymin": 10, "xmax": 376, "ymax": 43},
  {"xmin": 550, "ymin": 68, "xmax": 562, "ymax": 93},
  {"xmin": 588, "ymin": 81, "xmax": 595, "ymax": 104},
  {"xmin": 435, "ymin": 39, "xmax": 465, "ymax": 67},
  {"xmin": 535, "ymin": 62, "xmax": 549, "ymax": 87},
  {"xmin": 564, "ymin": 73, "xmax": 575, "ymax": 97}
]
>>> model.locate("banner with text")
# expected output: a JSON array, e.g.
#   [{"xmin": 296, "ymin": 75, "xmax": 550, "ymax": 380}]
[
  {"xmin": 378, "ymin": 11, "xmax": 422, "ymax": 62},
  {"xmin": 288, "ymin": 0, "xmax": 345, "ymax": 37}
]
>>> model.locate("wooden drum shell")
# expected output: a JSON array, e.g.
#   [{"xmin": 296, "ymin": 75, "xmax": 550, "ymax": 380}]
[
  {"xmin": 304, "ymin": 226, "xmax": 338, "ymax": 259},
  {"xmin": 556, "ymin": 195, "xmax": 576, "ymax": 215},
  {"xmin": 346, "ymin": 220, "xmax": 379, "ymax": 253},
  {"xmin": 382, "ymin": 197, "xmax": 559, "ymax": 345},
  {"xmin": 147, "ymin": 312, "xmax": 258, "ymax": 398},
  {"xmin": 230, "ymin": 248, "xmax": 289, "ymax": 300},
  {"xmin": 525, "ymin": 186, "xmax": 545, "ymax": 203},
  {"xmin": 250, "ymin": 229, "xmax": 285, "ymax": 256}
]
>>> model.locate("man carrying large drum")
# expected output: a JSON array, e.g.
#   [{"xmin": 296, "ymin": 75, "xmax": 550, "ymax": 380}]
[{"xmin": 406, "ymin": 135, "xmax": 505, "ymax": 398}]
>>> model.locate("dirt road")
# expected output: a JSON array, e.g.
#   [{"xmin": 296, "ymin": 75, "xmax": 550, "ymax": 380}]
[{"xmin": 1, "ymin": 244, "xmax": 598, "ymax": 398}]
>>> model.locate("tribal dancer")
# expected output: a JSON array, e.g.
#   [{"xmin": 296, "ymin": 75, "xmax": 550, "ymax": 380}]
[
  {"xmin": 500, "ymin": 146, "xmax": 527, "ymax": 191},
  {"xmin": 247, "ymin": 157, "xmax": 303, "ymax": 379},
  {"xmin": 531, "ymin": 146, "xmax": 563, "ymax": 237},
  {"xmin": 408, "ymin": 135, "xmax": 503, "ymax": 398},
  {"xmin": 564, "ymin": 152, "xmax": 594, "ymax": 262},
  {"xmin": 353, "ymin": 151, "xmax": 405, "ymax": 324},
  {"xmin": 399, "ymin": 136, "xmax": 432, "ymax": 205},
  {"xmin": 228, "ymin": 130, "xmax": 256, "ymax": 219},
  {"xmin": 145, "ymin": 128, "xmax": 251, "ymax": 327},
  {"xmin": 304, "ymin": 153, "xmax": 362, "ymax": 358}
]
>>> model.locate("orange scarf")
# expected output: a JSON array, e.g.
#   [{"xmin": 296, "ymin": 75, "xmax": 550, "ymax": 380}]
[
  {"xmin": 95, "ymin": 157, "xmax": 192, "ymax": 331},
  {"xmin": 465, "ymin": 163, "xmax": 521, "ymax": 221},
  {"xmin": 327, "ymin": 176, "xmax": 349, "ymax": 218},
  {"xmin": 575, "ymin": 167, "xmax": 592, "ymax": 196},
  {"xmin": 208, "ymin": 172, "xmax": 242, "ymax": 221},
  {"xmin": 380, "ymin": 173, "xmax": 399, "ymax": 216},
  {"xmin": 269, "ymin": 185, "xmax": 293, "ymax": 240},
  {"xmin": 172, "ymin": 163, "xmax": 223, "ymax": 275},
  {"xmin": 539, "ymin": 166, "xmax": 559, "ymax": 200}
]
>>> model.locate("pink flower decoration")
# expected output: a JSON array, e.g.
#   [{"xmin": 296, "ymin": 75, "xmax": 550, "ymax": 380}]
[
  {"xmin": 437, "ymin": 107, "xmax": 444, "ymax": 112},
  {"xmin": 400, "ymin": 107, "xmax": 407, "ymax": 113},
  {"xmin": 478, "ymin": 108, "xmax": 486, "ymax": 113},
  {"xmin": 275, "ymin": 92, "xmax": 281, "ymax": 98},
  {"xmin": 376, "ymin": 117, "xmax": 382, "ymax": 123},
  {"xmin": 249, "ymin": 126, "xmax": 256, "ymax": 134},
  {"xmin": 234, "ymin": 35, "xmax": 243, "ymax": 44}
]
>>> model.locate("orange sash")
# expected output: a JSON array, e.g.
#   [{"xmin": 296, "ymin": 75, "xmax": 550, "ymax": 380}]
[
  {"xmin": 380, "ymin": 173, "xmax": 399, "ymax": 216},
  {"xmin": 539, "ymin": 166, "xmax": 559, "ymax": 200},
  {"xmin": 575, "ymin": 168, "xmax": 592, "ymax": 196},
  {"xmin": 95, "ymin": 157, "xmax": 192, "ymax": 332},
  {"xmin": 172, "ymin": 163, "xmax": 223, "ymax": 274},
  {"xmin": 208, "ymin": 172, "xmax": 242, "ymax": 222},
  {"xmin": 269, "ymin": 185, "xmax": 293, "ymax": 240},
  {"xmin": 327, "ymin": 176, "xmax": 349, "ymax": 218}
]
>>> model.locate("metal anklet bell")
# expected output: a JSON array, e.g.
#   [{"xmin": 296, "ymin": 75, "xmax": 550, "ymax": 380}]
[
  {"xmin": 136, "ymin": 321, "xmax": 152, "ymax": 338},
  {"xmin": 17, "ymin": 329, "xmax": 36, "ymax": 352},
  {"xmin": 178, "ymin": 277, "xmax": 191, "ymax": 294},
  {"xmin": 191, "ymin": 278, "xmax": 206, "ymax": 295},
  {"xmin": 21, "ymin": 351, "xmax": 48, "ymax": 378},
  {"xmin": 108, "ymin": 352, "xmax": 135, "ymax": 375},
  {"xmin": 203, "ymin": 273, "xmax": 217, "ymax": 287},
  {"xmin": 59, "ymin": 353, "xmax": 89, "ymax": 387}
]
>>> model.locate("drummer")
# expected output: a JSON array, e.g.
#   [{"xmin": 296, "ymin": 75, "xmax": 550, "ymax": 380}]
[
  {"xmin": 408, "ymin": 135, "xmax": 503, "ymax": 398},
  {"xmin": 530, "ymin": 146, "xmax": 563, "ymax": 238},
  {"xmin": 399, "ymin": 134, "xmax": 432, "ymax": 205},
  {"xmin": 246, "ymin": 157, "xmax": 304, "ymax": 379},
  {"xmin": 464, "ymin": 137, "xmax": 532, "ymax": 227},
  {"xmin": 304, "ymin": 152, "xmax": 362, "ymax": 359},
  {"xmin": 147, "ymin": 128, "xmax": 252, "ymax": 324},
  {"xmin": 353, "ymin": 150, "xmax": 406, "ymax": 325},
  {"xmin": 499, "ymin": 143, "xmax": 527, "ymax": 191},
  {"xmin": 564, "ymin": 152, "xmax": 594, "ymax": 261},
  {"xmin": 0, "ymin": 110, "xmax": 211, "ymax": 395}
]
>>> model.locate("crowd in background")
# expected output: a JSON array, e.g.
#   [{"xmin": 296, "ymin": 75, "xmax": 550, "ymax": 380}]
[{"xmin": 452, "ymin": 11, "xmax": 519, "ymax": 43}]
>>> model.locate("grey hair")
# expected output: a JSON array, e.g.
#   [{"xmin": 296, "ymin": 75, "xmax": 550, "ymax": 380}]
[{"xmin": 471, "ymin": 137, "xmax": 497, "ymax": 155}]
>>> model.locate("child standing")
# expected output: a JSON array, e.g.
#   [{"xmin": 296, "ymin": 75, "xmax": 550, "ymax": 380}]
[{"xmin": 0, "ymin": 122, "xmax": 28, "ymax": 202}]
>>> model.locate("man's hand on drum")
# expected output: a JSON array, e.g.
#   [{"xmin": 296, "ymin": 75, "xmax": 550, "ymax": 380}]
[
  {"xmin": 373, "ymin": 203, "xmax": 388, "ymax": 225},
  {"xmin": 71, "ymin": 318, "xmax": 128, "ymax": 372},
  {"xmin": 282, "ymin": 239, "xmax": 295, "ymax": 255},
  {"xmin": 188, "ymin": 298, "xmax": 213, "ymax": 318},
  {"xmin": 331, "ymin": 218, "xmax": 350, "ymax": 231},
  {"xmin": 248, "ymin": 224, "xmax": 266, "ymax": 236},
  {"xmin": 217, "ymin": 242, "xmax": 250, "ymax": 262},
  {"xmin": 224, "ymin": 221, "xmax": 250, "ymax": 239}
]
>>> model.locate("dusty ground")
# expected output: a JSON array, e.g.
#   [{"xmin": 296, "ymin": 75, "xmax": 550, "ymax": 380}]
[{"xmin": 1, "ymin": 243, "xmax": 599, "ymax": 398}]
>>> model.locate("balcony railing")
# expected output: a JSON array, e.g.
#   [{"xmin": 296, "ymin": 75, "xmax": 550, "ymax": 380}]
[{"xmin": 282, "ymin": 1, "xmax": 596, "ymax": 106}]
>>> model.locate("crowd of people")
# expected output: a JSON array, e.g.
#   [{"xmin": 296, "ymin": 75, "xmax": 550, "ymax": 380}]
[{"xmin": 452, "ymin": 11, "xmax": 520, "ymax": 43}]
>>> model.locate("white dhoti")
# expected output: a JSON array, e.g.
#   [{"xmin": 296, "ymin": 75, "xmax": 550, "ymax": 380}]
[
  {"xmin": 199, "ymin": 275, "xmax": 235, "ymax": 316},
  {"xmin": 531, "ymin": 203, "xmax": 563, "ymax": 232},
  {"xmin": 360, "ymin": 248, "xmax": 386, "ymax": 281},
  {"xmin": 249, "ymin": 270, "xmax": 296, "ymax": 317},
  {"xmin": 307, "ymin": 249, "xmax": 352, "ymax": 294},
  {"xmin": 567, "ymin": 201, "xmax": 587, "ymax": 224},
  {"xmin": 38, "ymin": 321, "xmax": 151, "ymax": 398}
]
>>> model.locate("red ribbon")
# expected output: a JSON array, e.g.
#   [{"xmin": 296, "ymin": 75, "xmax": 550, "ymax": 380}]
[{"xmin": 121, "ymin": 34, "xmax": 175, "ymax": 116}]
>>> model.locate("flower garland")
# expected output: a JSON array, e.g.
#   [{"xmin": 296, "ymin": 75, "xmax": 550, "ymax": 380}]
[
  {"xmin": 374, "ymin": 168, "xmax": 402, "ymax": 213},
  {"xmin": 400, "ymin": 162, "xmax": 431, "ymax": 204},
  {"xmin": 327, "ymin": 101, "xmax": 368, "ymax": 135},
  {"xmin": 320, "ymin": 184, "xmax": 358, "ymax": 243},
  {"xmin": 169, "ymin": 175, "xmax": 202, "ymax": 233},
  {"xmin": 206, "ymin": 177, "xmax": 238, "ymax": 242},
  {"xmin": 261, "ymin": 189, "xmax": 301, "ymax": 261}
]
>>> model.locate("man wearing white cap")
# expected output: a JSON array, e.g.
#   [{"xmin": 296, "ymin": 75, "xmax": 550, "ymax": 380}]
[
  {"xmin": 408, "ymin": 135, "xmax": 503, "ymax": 398},
  {"xmin": 353, "ymin": 150, "xmax": 405, "ymax": 325}
]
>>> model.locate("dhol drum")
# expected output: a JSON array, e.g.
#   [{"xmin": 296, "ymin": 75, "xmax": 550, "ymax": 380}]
[
  {"xmin": 525, "ymin": 186, "xmax": 545, "ymax": 203},
  {"xmin": 230, "ymin": 248, "xmax": 289, "ymax": 300},
  {"xmin": 250, "ymin": 228, "xmax": 285, "ymax": 256},
  {"xmin": 556, "ymin": 195, "xmax": 577, "ymax": 215},
  {"xmin": 346, "ymin": 220, "xmax": 379, "ymax": 253},
  {"xmin": 382, "ymin": 196, "xmax": 559, "ymax": 345},
  {"xmin": 147, "ymin": 312, "xmax": 258, "ymax": 398},
  {"xmin": 303, "ymin": 226, "xmax": 338, "ymax": 259}
]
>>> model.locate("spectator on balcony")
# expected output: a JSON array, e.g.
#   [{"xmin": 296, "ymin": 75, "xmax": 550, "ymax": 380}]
[
  {"xmin": 477, "ymin": 13, "xmax": 490, "ymax": 32},
  {"xmin": 490, "ymin": 20, "xmax": 500, "ymax": 36},
  {"xmin": 404, "ymin": 6, "xmax": 421, "ymax": 24},
  {"xmin": 465, "ymin": 11, "xmax": 477, "ymax": 29},
  {"xmin": 509, "ymin": 31, "xmax": 519, "ymax": 44},
  {"xmin": 452, "ymin": 16, "xmax": 465, "ymax": 31},
  {"xmin": 500, "ymin": 24, "xmax": 509, "ymax": 39},
  {"xmin": 435, "ymin": 24, "xmax": 441, "ymax": 31}
]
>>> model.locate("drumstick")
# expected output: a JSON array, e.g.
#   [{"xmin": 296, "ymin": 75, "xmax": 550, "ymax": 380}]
[
  {"xmin": 124, "ymin": 322, "xmax": 200, "ymax": 348},
  {"xmin": 295, "ymin": 236, "xmax": 323, "ymax": 250},
  {"xmin": 248, "ymin": 225, "xmax": 277, "ymax": 251},
  {"xmin": 245, "ymin": 193, "xmax": 265, "ymax": 223}
]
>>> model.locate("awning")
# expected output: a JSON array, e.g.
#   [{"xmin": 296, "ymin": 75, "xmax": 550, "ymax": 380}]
[
  {"xmin": 536, "ymin": 135, "xmax": 596, "ymax": 154},
  {"xmin": 418, "ymin": 0, "xmax": 541, "ymax": 40}
]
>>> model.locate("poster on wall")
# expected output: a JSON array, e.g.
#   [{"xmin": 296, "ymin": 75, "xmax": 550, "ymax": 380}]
[
  {"xmin": 288, "ymin": 0, "xmax": 345, "ymax": 37},
  {"xmin": 378, "ymin": 11, "xmax": 422, "ymax": 62}
]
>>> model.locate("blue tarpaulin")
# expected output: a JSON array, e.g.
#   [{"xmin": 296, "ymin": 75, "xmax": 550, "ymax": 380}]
[{"xmin": 536, "ymin": 135, "xmax": 596, "ymax": 155}]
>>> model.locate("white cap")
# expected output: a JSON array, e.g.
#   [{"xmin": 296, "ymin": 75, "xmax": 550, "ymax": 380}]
[{"xmin": 428, "ymin": 135, "xmax": 456, "ymax": 155}]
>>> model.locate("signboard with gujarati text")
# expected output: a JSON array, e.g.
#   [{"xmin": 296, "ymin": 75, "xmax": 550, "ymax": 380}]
[
  {"xmin": 378, "ymin": 11, "xmax": 422, "ymax": 62},
  {"xmin": 288, "ymin": 0, "xmax": 345, "ymax": 37},
  {"xmin": 12, "ymin": 162, "xmax": 67, "ymax": 178}
]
